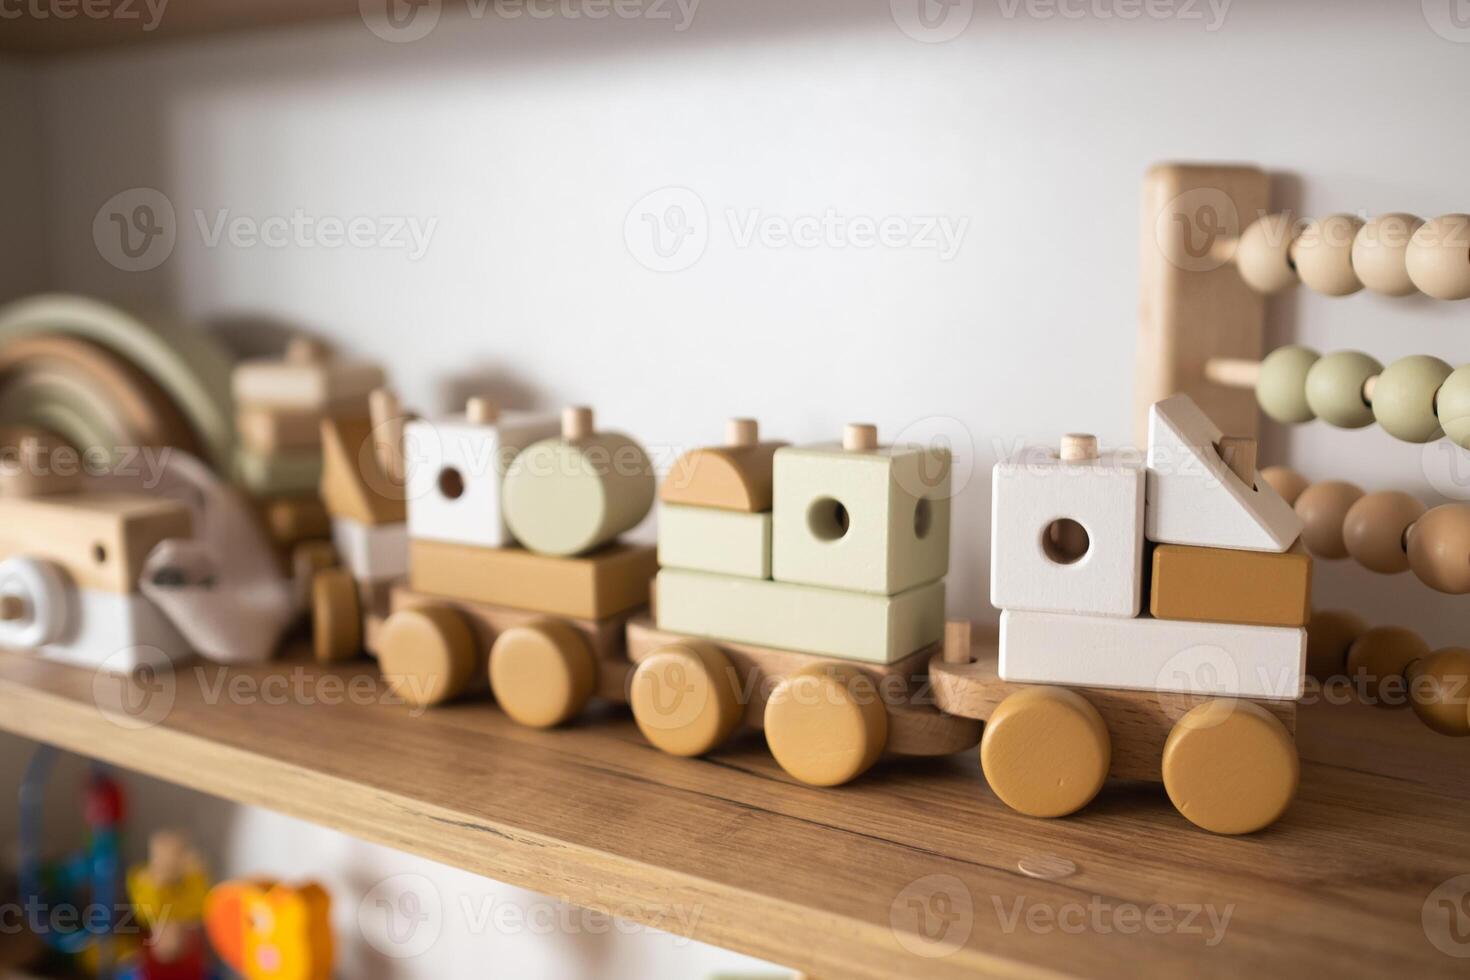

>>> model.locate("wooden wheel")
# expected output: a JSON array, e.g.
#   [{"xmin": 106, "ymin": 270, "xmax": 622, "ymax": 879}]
[
  {"xmin": 488, "ymin": 620, "xmax": 596, "ymax": 728},
  {"xmin": 763, "ymin": 664, "xmax": 887, "ymax": 787},
  {"xmin": 311, "ymin": 568, "xmax": 361, "ymax": 664},
  {"xmin": 629, "ymin": 640, "xmax": 742, "ymax": 757},
  {"xmin": 979, "ymin": 687, "xmax": 1109, "ymax": 818},
  {"xmin": 1162, "ymin": 699, "xmax": 1298, "ymax": 835},
  {"xmin": 376, "ymin": 605, "xmax": 477, "ymax": 708}
]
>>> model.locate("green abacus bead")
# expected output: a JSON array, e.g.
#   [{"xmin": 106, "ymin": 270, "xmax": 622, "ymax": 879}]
[
  {"xmin": 1304, "ymin": 350, "xmax": 1381, "ymax": 428},
  {"xmin": 1373, "ymin": 355, "xmax": 1453, "ymax": 443},
  {"xmin": 1256, "ymin": 345, "xmax": 1319, "ymax": 424},
  {"xmin": 1438, "ymin": 365, "xmax": 1470, "ymax": 450}
]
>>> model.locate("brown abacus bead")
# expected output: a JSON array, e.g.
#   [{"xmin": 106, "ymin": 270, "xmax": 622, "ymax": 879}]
[
  {"xmin": 1407, "ymin": 647, "xmax": 1470, "ymax": 737},
  {"xmin": 1342, "ymin": 490, "xmax": 1425, "ymax": 574},
  {"xmin": 1260, "ymin": 465, "xmax": 1309, "ymax": 507},
  {"xmin": 1290, "ymin": 214, "xmax": 1365, "ymax": 296},
  {"xmin": 1406, "ymin": 503, "xmax": 1470, "ymax": 595},
  {"xmin": 1294, "ymin": 480, "xmax": 1364, "ymax": 559},
  {"xmin": 1345, "ymin": 626, "xmax": 1430, "ymax": 709},
  {"xmin": 1306, "ymin": 609, "xmax": 1368, "ymax": 682}
]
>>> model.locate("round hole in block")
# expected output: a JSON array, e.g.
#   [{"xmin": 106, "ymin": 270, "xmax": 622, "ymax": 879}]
[
  {"xmin": 437, "ymin": 466, "xmax": 465, "ymax": 500},
  {"xmin": 807, "ymin": 497, "xmax": 850, "ymax": 541},
  {"xmin": 92, "ymin": 543, "xmax": 107, "ymax": 565},
  {"xmin": 914, "ymin": 498, "xmax": 933, "ymax": 539},
  {"xmin": 1041, "ymin": 518, "xmax": 1089, "ymax": 565}
]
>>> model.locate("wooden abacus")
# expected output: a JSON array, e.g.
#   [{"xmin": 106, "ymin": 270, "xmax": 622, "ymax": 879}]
[{"xmin": 1138, "ymin": 162, "xmax": 1470, "ymax": 739}]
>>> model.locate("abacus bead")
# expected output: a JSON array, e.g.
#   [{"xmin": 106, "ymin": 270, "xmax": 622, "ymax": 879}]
[
  {"xmin": 1290, "ymin": 214, "xmax": 1365, "ymax": 296},
  {"xmin": 1260, "ymin": 465, "xmax": 1309, "ymax": 506},
  {"xmin": 1342, "ymin": 490, "xmax": 1424, "ymax": 573},
  {"xmin": 1407, "ymin": 647, "xmax": 1470, "ymax": 737},
  {"xmin": 1346, "ymin": 626, "xmax": 1430, "ymax": 708},
  {"xmin": 1306, "ymin": 608, "xmax": 1368, "ymax": 682},
  {"xmin": 1405, "ymin": 214, "xmax": 1470, "ymax": 300},
  {"xmin": 1372, "ymin": 355, "xmax": 1453, "ymax": 443},
  {"xmin": 1295, "ymin": 480, "xmax": 1364, "ymax": 559},
  {"xmin": 1235, "ymin": 213, "xmax": 1300, "ymax": 294},
  {"xmin": 1406, "ymin": 503, "xmax": 1470, "ymax": 594},
  {"xmin": 1437, "ymin": 365, "xmax": 1470, "ymax": 450},
  {"xmin": 1304, "ymin": 350, "xmax": 1380, "ymax": 428},
  {"xmin": 1256, "ymin": 345, "xmax": 1319, "ymax": 424},
  {"xmin": 1352, "ymin": 213, "xmax": 1424, "ymax": 296}
]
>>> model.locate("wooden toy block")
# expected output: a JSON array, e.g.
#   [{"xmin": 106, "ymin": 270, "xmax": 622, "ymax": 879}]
[
  {"xmin": 657, "ymin": 503, "xmax": 771, "ymax": 579},
  {"xmin": 929, "ymin": 624, "xmax": 1296, "ymax": 783},
  {"xmin": 319, "ymin": 415, "xmax": 406, "ymax": 526},
  {"xmin": 660, "ymin": 418, "xmax": 786, "ymax": 512},
  {"xmin": 0, "ymin": 434, "xmax": 82, "ymax": 497},
  {"xmin": 1149, "ymin": 544, "xmax": 1312, "ymax": 628},
  {"xmin": 231, "ymin": 340, "xmax": 383, "ymax": 413},
  {"xmin": 655, "ymin": 567, "xmax": 944, "ymax": 664},
  {"xmin": 331, "ymin": 516, "xmax": 408, "ymax": 584},
  {"xmin": 1135, "ymin": 163, "xmax": 1269, "ymax": 447},
  {"xmin": 770, "ymin": 425, "xmax": 950, "ymax": 595},
  {"xmin": 502, "ymin": 407, "xmax": 655, "ymax": 557},
  {"xmin": 260, "ymin": 494, "xmax": 331, "ymax": 545},
  {"xmin": 236, "ymin": 405, "xmax": 330, "ymax": 455},
  {"xmin": 990, "ymin": 436, "xmax": 1145, "ymax": 618},
  {"xmin": 403, "ymin": 406, "xmax": 559, "ymax": 549},
  {"xmin": 33, "ymin": 588, "xmax": 193, "ymax": 672},
  {"xmin": 1145, "ymin": 394, "xmax": 1301, "ymax": 552},
  {"xmin": 235, "ymin": 448, "xmax": 322, "ymax": 497},
  {"xmin": 0, "ymin": 492, "xmax": 192, "ymax": 594},
  {"xmin": 408, "ymin": 539, "xmax": 656, "ymax": 620},
  {"xmin": 999, "ymin": 608, "xmax": 1306, "ymax": 701}
]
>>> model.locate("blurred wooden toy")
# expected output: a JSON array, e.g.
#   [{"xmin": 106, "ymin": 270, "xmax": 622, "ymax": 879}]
[
  {"xmin": 204, "ymin": 880, "xmax": 332, "ymax": 980},
  {"xmin": 631, "ymin": 419, "xmax": 978, "ymax": 786},
  {"xmin": 127, "ymin": 830, "xmax": 210, "ymax": 980}
]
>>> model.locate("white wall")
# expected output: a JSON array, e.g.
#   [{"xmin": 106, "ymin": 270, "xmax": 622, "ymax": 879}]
[{"xmin": 10, "ymin": 0, "xmax": 1470, "ymax": 975}]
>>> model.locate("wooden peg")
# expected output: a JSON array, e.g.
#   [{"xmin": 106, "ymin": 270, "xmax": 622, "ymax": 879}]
[
  {"xmin": 562, "ymin": 406, "xmax": 594, "ymax": 441},
  {"xmin": 843, "ymin": 423, "xmax": 878, "ymax": 452},
  {"xmin": 725, "ymin": 417, "xmax": 758, "ymax": 448},
  {"xmin": 943, "ymin": 619, "xmax": 973, "ymax": 664},
  {"xmin": 368, "ymin": 388, "xmax": 405, "ymax": 484},
  {"xmin": 1215, "ymin": 436, "xmax": 1257, "ymax": 486},
  {"xmin": 465, "ymin": 396, "xmax": 499, "ymax": 425},
  {"xmin": 1204, "ymin": 357, "xmax": 1263, "ymax": 390},
  {"xmin": 1059, "ymin": 433, "xmax": 1098, "ymax": 462},
  {"xmin": 285, "ymin": 336, "xmax": 328, "ymax": 364}
]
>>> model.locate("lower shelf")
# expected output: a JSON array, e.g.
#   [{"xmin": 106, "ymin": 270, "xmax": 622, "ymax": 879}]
[{"xmin": 0, "ymin": 645, "xmax": 1465, "ymax": 979}]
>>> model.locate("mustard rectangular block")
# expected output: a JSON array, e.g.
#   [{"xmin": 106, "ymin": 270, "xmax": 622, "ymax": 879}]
[
  {"xmin": 0, "ymin": 492, "xmax": 192, "ymax": 594},
  {"xmin": 655, "ymin": 568, "xmax": 945, "ymax": 664},
  {"xmin": 657, "ymin": 504, "xmax": 771, "ymax": 579},
  {"xmin": 1150, "ymin": 544, "xmax": 1311, "ymax": 627}
]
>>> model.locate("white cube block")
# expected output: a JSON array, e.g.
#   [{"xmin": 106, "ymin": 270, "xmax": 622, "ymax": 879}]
[
  {"xmin": 404, "ymin": 411, "xmax": 559, "ymax": 548},
  {"xmin": 990, "ymin": 448, "xmax": 1145, "ymax": 617},
  {"xmin": 999, "ymin": 609, "xmax": 1306, "ymax": 701},
  {"xmin": 1145, "ymin": 395, "xmax": 1301, "ymax": 552},
  {"xmin": 333, "ymin": 517, "xmax": 408, "ymax": 583},
  {"xmin": 43, "ymin": 590, "xmax": 193, "ymax": 674}
]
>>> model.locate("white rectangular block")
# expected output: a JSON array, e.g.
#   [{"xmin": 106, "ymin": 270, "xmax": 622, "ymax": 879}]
[
  {"xmin": 40, "ymin": 590, "xmax": 193, "ymax": 674},
  {"xmin": 333, "ymin": 517, "xmax": 408, "ymax": 583},
  {"xmin": 1145, "ymin": 394, "xmax": 1301, "ymax": 552},
  {"xmin": 657, "ymin": 504, "xmax": 771, "ymax": 579},
  {"xmin": 990, "ymin": 448, "xmax": 1145, "ymax": 617},
  {"xmin": 999, "ymin": 609, "xmax": 1305, "ymax": 701},
  {"xmin": 404, "ymin": 411, "xmax": 560, "ymax": 548}
]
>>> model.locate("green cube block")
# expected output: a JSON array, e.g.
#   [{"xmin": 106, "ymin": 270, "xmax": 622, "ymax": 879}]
[
  {"xmin": 655, "ymin": 568, "xmax": 945, "ymax": 664},
  {"xmin": 771, "ymin": 442, "xmax": 950, "ymax": 595},
  {"xmin": 657, "ymin": 504, "xmax": 771, "ymax": 579},
  {"xmin": 235, "ymin": 448, "xmax": 322, "ymax": 496}
]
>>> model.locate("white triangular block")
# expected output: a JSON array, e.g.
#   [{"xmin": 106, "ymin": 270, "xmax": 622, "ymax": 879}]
[{"xmin": 1145, "ymin": 394, "xmax": 1301, "ymax": 552}]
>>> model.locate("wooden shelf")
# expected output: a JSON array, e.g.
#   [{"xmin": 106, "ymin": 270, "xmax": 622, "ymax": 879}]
[
  {"xmin": 1, "ymin": 645, "xmax": 1467, "ymax": 979},
  {"xmin": 0, "ymin": 0, "xmax": 360, "ymax": 55}
]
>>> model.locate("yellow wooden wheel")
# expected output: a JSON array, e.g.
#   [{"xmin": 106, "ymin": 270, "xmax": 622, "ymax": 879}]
[
  {"xmin": 763, "ymin": 664, "xmax": 887, "ymax": 787},
  {"xmin": 1162, "ymin": 699, "xmax": 1298, "ymax": 834},
  {"xmin": 311, "ymin": 568, "xmax": 361, "ymax": 664},
  {"xmin": 630, "ymin": 640, "xmax": 743, "ymax": 757},
  {"xmin": 980, "ymin": 687, "xmax": 1110, "ymax": 818},
  {"xmin": 376, "ymin": 605, "xmax": 477, "ymax": 708},
  {"xmin": 488, "ymin": 620, "xmax": 596, "ymax": 728}
]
